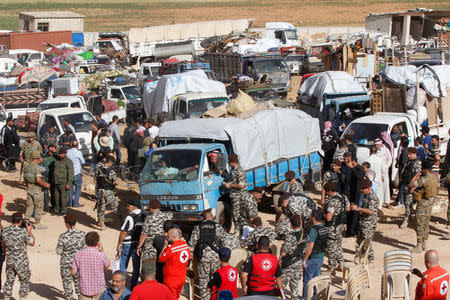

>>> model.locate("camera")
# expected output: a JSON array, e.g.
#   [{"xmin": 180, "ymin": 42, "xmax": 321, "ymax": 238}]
[{"xmin": 21, "ymin": 221, "xmax": 29, "ymax": 229}]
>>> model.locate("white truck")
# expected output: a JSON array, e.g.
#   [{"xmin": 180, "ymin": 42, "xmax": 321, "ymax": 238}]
[
  {"xmin": 37, "ymin": 95, "xmax": 126, "ymax": 124},
  {"xmin": 265, "ymin": 22, "xmax": 299, "ymax": 47},
  {"xmin": 138, "ymin": 62, "xmax": 161, "ymax": 88},
  {"xmin": 342, "ymin": 112, "xmax": 449, "ymax": 184},
  {"xmin": 37, "ymin": 108, "xmax": 95, "ymax": 157},
  {"xmin": 8, "ymin": 49, "xmax": 44, "ymax": 67},
  {"xmin": 172, "ymin": 92, "xmax": 228, "ymax": 120},
  {"xmin": 128, "ymin": 19, "xmax": 253, "ymax": 63},
  {"xmin": 105, "ymin": 84, "xmax": 143, "ymax": 118}
]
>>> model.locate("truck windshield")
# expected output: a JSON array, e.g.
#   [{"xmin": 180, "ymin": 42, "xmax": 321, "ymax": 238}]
[
  {"xmin": 142, "ymin": 149, "xmax": 202, "ymax": 181},
  {"xmin": 122, "ymin": 86, "xmax": 140, "ymax": 100},
  {"xmin": 345, "ymin": 123, "xmax": 389, "ymax": 146},
  {"xmin": 254, "ymin": 60, "xmax": 289, "ymax": 74},
  {"xmin": 188, "ymin": 98, "xmax": 227, "ymax": 118},
  {"xmin": 58, "ymin": 112, "xmax": 94, "ymax": 133},
  {"xmin": 285, "ymin": 29, "xmax": 298, "ymax": 40},
  {"xmin": 38, "ymin": 103, "xmax": 68, "ymax": 111}
]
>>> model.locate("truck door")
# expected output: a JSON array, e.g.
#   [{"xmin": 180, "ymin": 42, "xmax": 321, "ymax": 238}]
[
  {"xmin": 274, "ymin": 30, "xmax": 287, "ymax": 44},
  {"xmin": 109, "ymin": 88, "xmax": 122, "ymax": 102},
  {"xmin": 202, "ymin": 149, "xmax": 227, "ymax": 210}
]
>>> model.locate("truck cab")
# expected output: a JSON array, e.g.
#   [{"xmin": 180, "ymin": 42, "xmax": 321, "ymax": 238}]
[
  {"xmin": 37, "ymin": 108, "xmax": 95, "ymax": 157},
  {"xmin": 243, "ymin": 57, "xmax": 291, "ymax": 96},
  {"xmin": 172, "ymin": 92, "xmax": 228, "ymax": 120},
  {"xmin": 139, "ymin": 143, "xmax": 229, "ymax": 221},
  {"xmin": 8, "ymin": 49, "xmax": 43, "ymax": 68},
  {"xmin": 85, "ymin": 95, "xmax": 126, "ymax": 123},
  {"xmin": 342, "ymin": 113, "xmax": 420, "ymax": 185},
  {"xmin": 265, "ymin": 22, "xmax": 299, "ymax": 47},
  {"xmin": 37, "ymin": 95, "xmax": 86, "ymax": 111},
  {"xmin": 106, "ymin": 85, "xmax": 143, "ymax": 118},
  {"xmin": 138, "ymin": 62, "xmax": 161, "ymax": 88}
]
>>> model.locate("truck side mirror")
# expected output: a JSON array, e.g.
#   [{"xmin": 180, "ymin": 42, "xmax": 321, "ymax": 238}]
[{"xmin": 216, "ymin": 153, "xmax": 227, "ymax": 171}]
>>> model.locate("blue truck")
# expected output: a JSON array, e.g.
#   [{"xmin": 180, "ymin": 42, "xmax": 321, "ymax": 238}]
[{"xmin": 138, "ymin": 109, "xmax": 322, "ymax": 227}]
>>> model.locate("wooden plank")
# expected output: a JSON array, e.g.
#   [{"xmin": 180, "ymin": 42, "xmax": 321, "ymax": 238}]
[
  {"xmin": 382, "ymin": 83, "xmax": 407, "ymax": 113},
  {"xmin": 426, "ymin": 94, "xmax": 438, "ymax": 126}
]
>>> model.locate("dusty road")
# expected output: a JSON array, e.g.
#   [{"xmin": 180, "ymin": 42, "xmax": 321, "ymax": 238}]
[{"xmin": 1, "ymin": 162, "xmax": 450, "ymax": 299}]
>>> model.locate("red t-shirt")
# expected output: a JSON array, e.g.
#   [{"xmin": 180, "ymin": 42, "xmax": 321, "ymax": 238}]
[
  {"xmin": 159, "ymin": 240, "xmax": 190, "ymax": 282},
  {"xmin": 130, "ymin": 280, "xmax": 176, "ymax": 300}
]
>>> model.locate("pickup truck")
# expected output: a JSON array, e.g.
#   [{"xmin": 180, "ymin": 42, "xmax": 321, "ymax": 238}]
[
  {"xmin": 37, "ymin": 108, "xmax": 95, "ymax": 157},
  {"xmin": 203, "ymin": 53, "xmax": 292, "ymax": 97},
  {"xmin": 104, "ymin": 84, "xmax": 143, "ymax": 119},
  {"xmin": 342, "ymin": 112, "xmax": 449, "ymax": 185},
  {"xmin": 172, "ymin": 92, "xmax": 228, "ymax": 120},
  {"xmin": 0, "ymin": 86, "xmax": 48, "ymax": 119},
  {"xmin": 138, "ymin": 109, "xmax": 322, "ymax": 226}
]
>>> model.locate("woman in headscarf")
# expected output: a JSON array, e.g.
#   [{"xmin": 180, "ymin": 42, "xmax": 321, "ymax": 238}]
[
  {"xmin": 321, "ymin": 121, "xmax": 337, "ymax": 172},
  {"xmin": 375, "ymin": 138, "xmax": 392, "ymax": 206}
]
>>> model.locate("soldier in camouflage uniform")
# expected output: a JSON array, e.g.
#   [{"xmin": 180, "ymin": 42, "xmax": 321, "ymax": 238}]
[
  {"xmin": 20, "ymin": 132, "xmax": 42, "ymax": 170},
  {"xmin": 285, "ymin": 170, "xmax": 304, "ymax": 195},
  {"xmin": 350, "ymin": 179, "xmax": 379, "ymax": 261},
  {"xmin": 276, "ymin": 213, "xmax": 292, "ymax": 239},
  {"xmin": 400, "ymin": 147, "xmax": 422, "ymax": 228},
  {"xmin": 223, "ymin": 154, "xmax": 247, "ymax": 235},
  {"xmin": 189, "ymin": 209, "xmax": 227, "ymax": 300},
  {"xmin": 322, "ymin": 182, "xmax": 350, "ymax": 271},
  {"xmin": 137, "ymin": 199, "xmax": 173, "ymax": 262},
  {"xmin": 53, "ymin": 148, "xmax": 74, "ymax": 216},
  {"xmin": 280, "ymin": 214, "xmax": 308, "ymax": 300},
  {"xmin": 321, "ymin": 159, "xmax": 345, "ymax": 204},
  {"xmin": 241, "ymin": 216, "xmax": 277, "ymax": 250},
  {"xmin": 410, "ymin": 160, "xmax": 438, "ymax": 253},
  {"xmin": 56, "ymin": 214, "xmax": 85, "ymax": 300},
  {"xmin": 2, "ymin": 212, "xmax": 36, "ymax": 300},
  {"xmin": 280, "ymin": 193, "xmax": 317, "ymax": 232},
  {"xmin": 24, "ymin": 150, "xmax": 50, "ymax": 229},
  {"xmin": 95, "ymin": 156, "xmax": 118, "ymax": 230},
  {"xmin": 237, "ymin": 187, "xmax": 262, "ymax": 233}
]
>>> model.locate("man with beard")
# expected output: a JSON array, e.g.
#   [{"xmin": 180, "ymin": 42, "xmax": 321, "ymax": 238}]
[{"xmin": 99, "ymin": 270, "xmax": 131, "ymax": 300}]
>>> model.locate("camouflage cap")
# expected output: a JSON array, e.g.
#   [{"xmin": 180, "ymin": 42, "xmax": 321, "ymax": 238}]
[
  {"xmin": 31, "ymin": 150, "xmax": 41, "ymax": 159},
  {"xmin": 28, "ymin": 132, "xmax": 36, "ymax": 138}
]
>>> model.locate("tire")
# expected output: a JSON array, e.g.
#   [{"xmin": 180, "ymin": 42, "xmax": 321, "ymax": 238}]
[{"xmin": 215, "ymin": 200, "xmax": 232, "ymax": 232}]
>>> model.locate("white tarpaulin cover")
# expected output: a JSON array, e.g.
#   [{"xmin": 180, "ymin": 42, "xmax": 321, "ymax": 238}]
[
  {"xmin": 383, "ymin": 65, "xmax": 450, "ymax": 98},
  {"xmin": 129, "ymin": 19, "xmax": 253, "ymax": 43},
  {"xmin": 297, "ymin": 71, "xmax": 366, "ymax": 108},
  {"xmin": 143, "ymin": 70, "xmax": 227, "ymax": 117},
  {"xmin": 158, "ymin": 108, "xmax": 321, "ymax": 170}
]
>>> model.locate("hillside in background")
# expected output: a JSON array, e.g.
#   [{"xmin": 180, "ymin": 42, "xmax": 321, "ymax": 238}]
[{"xmin": 0, "ymin": 0, "xmax": 449, "ymax": 31}]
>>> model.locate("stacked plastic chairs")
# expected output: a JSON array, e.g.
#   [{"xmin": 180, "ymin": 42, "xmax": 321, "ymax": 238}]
[
  {"xmin": 330, "ymin": 264, "xmax": 371, "ymax": 300},
  {"xmin": 381, "ymin": 249, "xmax": 412, "ymax": 300}
]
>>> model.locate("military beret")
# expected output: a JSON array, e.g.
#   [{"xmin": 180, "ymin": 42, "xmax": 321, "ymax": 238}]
[{"xmin": 148, "ymin": 199, "xmax": 161, "ymax": 209}]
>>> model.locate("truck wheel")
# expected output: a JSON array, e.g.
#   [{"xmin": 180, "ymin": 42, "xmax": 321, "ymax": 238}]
[{"xmin": 215, "ymin": 201, "xmax": 232, "ymax": 233}]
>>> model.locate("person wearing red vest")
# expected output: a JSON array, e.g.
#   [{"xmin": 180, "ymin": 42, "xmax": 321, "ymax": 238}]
[
  {"xmin": 207, "ymin": 247, "xmax": 238, "ymax": 300},
  {"xmin": 241, "ymin": 236, "xmax": 283, "ymax": 296},
  {"xmin": 414, "ymin": 249, "xmax": 449, "ymax": 300},
  {"xmin": 159, "ymin": 228, "xmax": 191, "ymax": 299}
]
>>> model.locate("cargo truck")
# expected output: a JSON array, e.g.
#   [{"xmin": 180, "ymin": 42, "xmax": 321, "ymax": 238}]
[{"xmin": 138, "ymin": 109, "xmax": 322, "ymax": 227}]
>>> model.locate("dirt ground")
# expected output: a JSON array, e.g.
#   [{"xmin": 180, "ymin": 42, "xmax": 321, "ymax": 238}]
[
  {"xmin": 1, "ymin": 152, "xmax": 450, "ymax": 299},
  {"xmin": 0, "ymin": 0, "xmax": 449, "ymax": 31}
]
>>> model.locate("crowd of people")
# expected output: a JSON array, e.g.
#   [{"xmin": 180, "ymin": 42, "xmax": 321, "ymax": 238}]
[{"xmin": 0, "ymin": 112, "xmax": 449, "ymax": 300}]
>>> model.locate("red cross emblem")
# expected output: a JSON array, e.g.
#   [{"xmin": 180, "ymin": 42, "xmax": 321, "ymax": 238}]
[
  {"xmin": 440, "ymin": 281, "xmax": 448, "ymax": 295},
  {"xmin": 228, "ymin": 270, "xmax": 236, "ymax": 281},
  {"xmin": 180, "ymin": 250, "xmax": 189, "ymax": 263},
  {"xmin": 261, "ymin": 259, "xmax": 272, "ymax": 271}
]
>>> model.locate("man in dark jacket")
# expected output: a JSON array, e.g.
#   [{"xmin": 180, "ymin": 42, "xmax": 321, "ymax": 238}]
[
  {"xmin": 343, "ymin": 152, "xmax": 364, "ymax": 236},
  {"xmin": 1, "ymin": 117, "xmax": 20, "ymax": 171},
  {"xmin": 128, "ymin": 128, "xmax": 144, "ymax": 177},
  {"xmin": 122, "ymin": 117, "xmax": 137, "ymax": 167}
]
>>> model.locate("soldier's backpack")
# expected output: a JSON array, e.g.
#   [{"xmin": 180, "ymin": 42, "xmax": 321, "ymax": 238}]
[
  {"xmin": 194, "ymin": 220, "xmax": 222, "ymax": 260},
  {"xmin": 311, "ymin": 225, "xmax": 329, "ymax": 255},
  {"xmin": 424, "ymin": 173, "xmax": 439, "ymax": 199},
  {"xmin": 335, "ymin": 194, "xmax": 348, "ymax": 225},
  {"xmin": 23, "ymin": 163, "xmax": 36, "ymax": 184}
]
